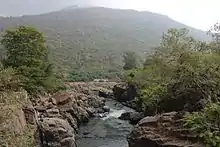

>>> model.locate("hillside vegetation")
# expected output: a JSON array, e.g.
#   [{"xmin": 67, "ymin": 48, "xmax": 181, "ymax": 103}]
[
  {"xmin": 0, "ymin": 7, "xmax": 210, "ymax": 72},
  {"xmin": 124, "ymin": 26, "xmax": 220, "ymax": 146}
]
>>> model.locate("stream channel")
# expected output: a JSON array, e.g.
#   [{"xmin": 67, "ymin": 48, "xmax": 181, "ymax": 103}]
[{"xmin": 77, "ymin": 99, "xmax": 135, "ymax": 147}]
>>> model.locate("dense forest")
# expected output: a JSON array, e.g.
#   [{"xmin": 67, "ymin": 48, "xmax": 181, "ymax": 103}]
[{"xmin": 0, "ymin": 7, "xmax": 210, "ymax": 73}]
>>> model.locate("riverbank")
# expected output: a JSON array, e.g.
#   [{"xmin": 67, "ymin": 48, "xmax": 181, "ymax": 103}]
[{"xmin": 32, "ymin": 82, "xmax": 117, "ymax": 147}]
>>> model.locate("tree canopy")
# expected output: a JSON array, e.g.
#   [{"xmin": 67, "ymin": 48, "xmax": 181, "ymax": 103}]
[{"xmin": 1, "ymin": 26, "xmax": 58, "ymax": 95}]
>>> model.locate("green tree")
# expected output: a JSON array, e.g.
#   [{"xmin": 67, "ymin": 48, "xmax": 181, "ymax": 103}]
[
  {"xmin": 1, "ymin": 26, "xmax": 55, "ymax": 95},
  {"xmin": 123, "ymin": 51, "xmax": 138, "ymax": 70}
]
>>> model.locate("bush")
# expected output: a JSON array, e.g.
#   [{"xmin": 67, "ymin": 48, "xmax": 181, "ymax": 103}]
[
  {"xmin": 124, "ymin": 28, "xmax": 220, "ymax": 114},
  {"xmin": 0, "ymin": 67, "xmax": 20, "ymax": 91},
  {"xmin": 184, "ymin": 103, "xmax": 220, "ymax": 147}
]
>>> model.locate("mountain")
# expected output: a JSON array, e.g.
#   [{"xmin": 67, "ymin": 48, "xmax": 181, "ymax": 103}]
[{"xmin": 0, "ymin": 7, "xmax": 210, "ymax": 71}]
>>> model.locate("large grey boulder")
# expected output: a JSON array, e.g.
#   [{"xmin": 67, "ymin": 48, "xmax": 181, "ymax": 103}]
[{"xmin": 38, "ymin": 118, "xmax": 77, "ymax": 147}]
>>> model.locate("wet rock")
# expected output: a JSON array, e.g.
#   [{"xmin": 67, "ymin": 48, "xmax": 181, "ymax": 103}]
[
  {"xmin": 83, "ymin": 131, "xmax": 90, "ymax": 135},
  {"xmin": 128, "ymin": 112, "xmax": 204, "ymax": 147},
  {"xmin": 113, "ymin": 83, "xmax": 140, "ymax": 114},
  {"xmin": 97, "ymin": 108, "xmax": 105, "ymax": 113},
  {"xmin": 86, "ymin": 107, "xmax": 96, "ymax": 117},
  {"xmin": 119, "ymin": 112, "xmax": 144, "ymax": 125},
  {"xmin": 103, "ymin": 106, "xmax": 110, "ymax": 112},
  {"xmin": 113, "ymin": 84, "xmax": 127, "ymax": 102},
  {"xmin": 119, "ymin": 112, "xmax": 131, "ymax": 120},
  {"xmin": 122, "ymin": 100, "xmax": 143, "ymax": 112},
  {"xmin": 97, "ymin": 113, "xmax": 107, "ymax": 118},
  {"xmin": 129, "ymin": 112, "xmax": 144, "ymax": 125}
]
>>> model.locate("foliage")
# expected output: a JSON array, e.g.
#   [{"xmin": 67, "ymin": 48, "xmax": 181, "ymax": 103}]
[
  {"xmin": 0, "ymin": 66, "xmax": 21, "ymax": 91},
  {"xmin": 1, "ymin": 26, "xmax": 60, "ymax": 95},
  {"xmin": 123, "ymin": 27, "xmax": 220, "ymax": 145},
  {"xmin": 170, "ymin": 52, "xmax": 220, "ymax": 106},
  {"xmin": 184, "ymin": 103, "xmax": 220, "ymax": 147}
]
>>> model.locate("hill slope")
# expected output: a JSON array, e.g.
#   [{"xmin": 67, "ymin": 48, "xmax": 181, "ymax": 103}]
[{"xmin": 0, "ymin": 7, "xmax": 210, "ymax": 71}]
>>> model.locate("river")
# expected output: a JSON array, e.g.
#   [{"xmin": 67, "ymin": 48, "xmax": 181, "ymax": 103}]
[{"xmin": 77, "ymin": 99, "xmax": 134, "ymax": 147}]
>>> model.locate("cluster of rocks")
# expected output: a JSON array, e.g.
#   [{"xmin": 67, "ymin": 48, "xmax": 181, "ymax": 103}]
[
  {"xmin": 24, "ymin": 82, "xmax": 115, "ymax": 147},
  {"xmin": 128, "ymin": 112, "xmax": 204, "ymax": 147},
  {"xmin": 112, "ymin": 83, "xmax": 205, "ymax": 147}
]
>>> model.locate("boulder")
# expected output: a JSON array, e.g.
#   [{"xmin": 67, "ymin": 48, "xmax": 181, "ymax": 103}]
[
  {"xmin": 119, "ymin": 112, "xmax": 131, "ymax": 120},
  {"xmin": 103, "ymin": 106, "xmax": 110, "ymax": 112},
  {"xmin": 129, "ymin": 112, "xmax": 144, "ymax": 125},
  {"xmin": 113, "ymin": 84, "xmax": 127, "ymax": 101},
  {"xmin": 38, "ymin": 117, "xmax": 77, "ymax": 147},
  {"xmin": 87, "ymin": 95, "xmax": 105, "ymax": 108},
  {"xmin": 119, "ymin": 112, "xmax": 144, "ymax": 125},
  {"xmin": 113, "ymin": 83, "xmax": 137, "ymax": 102}
]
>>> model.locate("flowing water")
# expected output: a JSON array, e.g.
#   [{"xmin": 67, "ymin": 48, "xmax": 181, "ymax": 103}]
[{"xmin": 77, "ymin": 99, "xmax": 134, "ymax": 147}]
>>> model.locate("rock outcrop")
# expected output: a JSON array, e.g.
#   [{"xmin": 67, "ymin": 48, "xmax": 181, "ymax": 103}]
[
  {"xmin": 113, "ymin": 83, "xmax": 137, "ymax": 102},
  {"xmin": 128, "ymin": 112, "xmax": 204, "ymax": 147},
  {"xmin": 119, "ymin": 112, "xmax": 144, "ymax": 125},
  {"xmin": 112, "ymin": 83, "xmax": 142, "ymax": 111},
  {"xmin": 34, "ymin": 82, "xmax": 115, "ymax": 147}
]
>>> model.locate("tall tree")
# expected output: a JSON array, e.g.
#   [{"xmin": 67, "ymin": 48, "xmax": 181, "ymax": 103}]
[
  {"xmin": 1, "ymin": 26, "xmax": 53, "ymax": 94},
  {"xmin": 123, "ymin": 51, "xmax": 138, "ymax": 70}
]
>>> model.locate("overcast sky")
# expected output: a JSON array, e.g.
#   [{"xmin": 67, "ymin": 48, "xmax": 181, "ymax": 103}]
[
  {"xmin": 1, "ymin": 0, "xmax": 219, "ymax": 30},
  {"xmin": 88, "ymin": 0, "xmax": 219, "ymax": 31}
]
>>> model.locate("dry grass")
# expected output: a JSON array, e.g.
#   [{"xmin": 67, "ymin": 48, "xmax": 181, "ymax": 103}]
[{"xmin": 0, "ymin": 90, "xmax": 36, "ymax": 147}]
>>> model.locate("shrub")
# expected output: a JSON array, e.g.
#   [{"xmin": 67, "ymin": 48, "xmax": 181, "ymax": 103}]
[{"xmin": 184, "ymin": 103, "xmax": 220, "ymax": 147}]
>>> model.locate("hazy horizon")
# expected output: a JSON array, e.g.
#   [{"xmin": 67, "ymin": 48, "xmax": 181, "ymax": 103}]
[{"xmin": 0, "ymin": 0, "xmax": 219, "ymax": 31}]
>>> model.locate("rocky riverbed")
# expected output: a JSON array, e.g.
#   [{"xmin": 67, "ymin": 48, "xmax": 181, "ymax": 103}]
[
  {"xmin": 24, "ymin": 82, "xmax": 118, "ymax": 147},
  {"xmin": 77, "ymin": 99, "xmax": 134, "ymax": 147},
  {"xmin": 20, "ymin": 82, "xmax": 205, "ymax": 147}
]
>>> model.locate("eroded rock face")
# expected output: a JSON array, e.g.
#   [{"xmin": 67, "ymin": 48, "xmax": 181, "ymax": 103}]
[{"xmin": 128, "ymin": 112, "xmax": 204, "ymax": 147}]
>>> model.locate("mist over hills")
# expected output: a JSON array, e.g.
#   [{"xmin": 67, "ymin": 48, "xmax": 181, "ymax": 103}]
[
  {"xmin": 0, "ymin": 7, "xmax": 210, "ymax": 71},
  {"xmin": 0, "ymin": 0, "xmax": 94, "ymax": 16}
]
